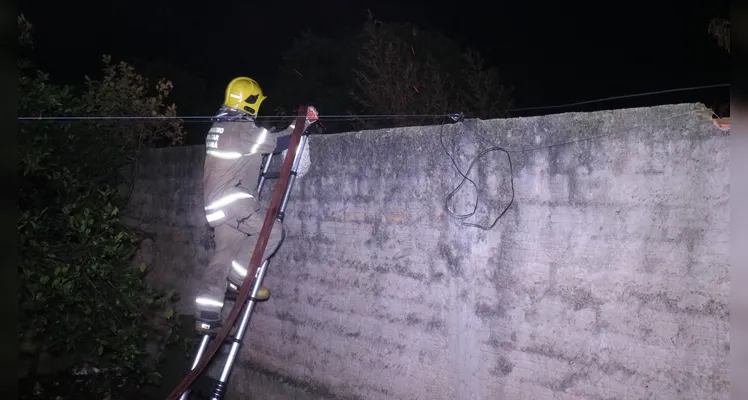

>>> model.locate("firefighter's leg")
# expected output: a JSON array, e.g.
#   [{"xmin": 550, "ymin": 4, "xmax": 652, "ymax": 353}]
[
  {"xmin": 226, "ymin": 209, "xmax": 283, "ymax": 300},
  {"xmin": 194, "ymin": 224, "xmax": 245, "ymax": 335}
]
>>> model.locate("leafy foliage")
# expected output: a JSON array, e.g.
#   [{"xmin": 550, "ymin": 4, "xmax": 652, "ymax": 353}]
[
  {"xmin": 132, "ymin": 57, "xmax": 215, "ymax": 144},
  {"xmin": 274, "ymin": 29, "xmax": 363, "ymax": 115},
  {"xmin": 270, "ymin": 28, "xmax": 366, "ymax": 133},
  {"xmin": 352, "ymin": 13, "xmax": 512, "ymax": 129},
  {"xmin": 18, "ymin": 14, "xmax": 185, "ymax": 396},
  {"xmin": 708, "ymin": 18, "xmax": 730, "ymax": 53},
  {"xmin": 273, "ymin": 12, "xmax": 512, "ymax": 132}
]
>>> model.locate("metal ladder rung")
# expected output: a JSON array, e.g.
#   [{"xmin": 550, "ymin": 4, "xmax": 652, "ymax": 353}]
[{"xmin": 261, "ymin": 171, "xmax": 280, "ymax": 179}]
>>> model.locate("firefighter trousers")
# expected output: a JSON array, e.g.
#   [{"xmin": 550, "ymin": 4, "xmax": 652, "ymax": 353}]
[{"xmin": 195, "ymin": 208, "xmax": 283, "ymax": 317}]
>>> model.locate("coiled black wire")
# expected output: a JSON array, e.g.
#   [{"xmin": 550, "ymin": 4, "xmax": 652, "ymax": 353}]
[{"xmin": 439, "ymin": 117, "xmax": 515, "ymax": 231}]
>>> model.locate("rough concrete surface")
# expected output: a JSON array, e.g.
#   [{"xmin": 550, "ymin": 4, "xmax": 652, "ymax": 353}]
[
  {"xmin": 124, "ymin": 145, "xmax": 214, "ymax": 310},
  {"xmin": 126, "ymin": 103, "xmax": 730, "ymax": 400}
]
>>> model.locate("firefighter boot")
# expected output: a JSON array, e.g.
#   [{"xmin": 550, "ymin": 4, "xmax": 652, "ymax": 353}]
[{"xmin": 226, "ymin": 281, "xmax": 270, "ymax": 302}]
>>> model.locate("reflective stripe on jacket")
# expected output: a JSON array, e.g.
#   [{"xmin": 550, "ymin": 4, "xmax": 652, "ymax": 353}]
[{"xmin": 202, "ymin": 113, "xmax": 293, "ymax": 228}]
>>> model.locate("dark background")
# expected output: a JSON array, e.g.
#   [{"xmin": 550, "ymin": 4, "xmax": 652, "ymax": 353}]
[{"xmin": 20, "ymin": 0, "xmax": 730, "ymax": 118}]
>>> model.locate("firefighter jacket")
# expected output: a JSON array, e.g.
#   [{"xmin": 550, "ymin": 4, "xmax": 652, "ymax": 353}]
[{"xmin": 202, "ymin": 115, "xmax": 293, "ymax": 233}]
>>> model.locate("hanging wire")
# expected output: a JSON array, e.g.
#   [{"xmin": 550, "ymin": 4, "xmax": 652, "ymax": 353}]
[
  {"xmin": 18, "ymin": 82, "xmax": 727, "ymax": 232},
  {"xmin": 439, "ymin": 106, "xmax": 719, "ymax": 230},
  {"xmin": 507, "ymin": 83, "xmax": 730, "ymax": 113},
  {"xmin": 439, "ymin": 117, "xmax": 514, "ymax": 231},
  {"xmin": 16, "ymin": 113, "xmax": 455, "ymax": 122},
  {"xmin": 17, "ymin": 83, "xmax": 729, "ymax": 122},
  {"xmin": 16, "ymin": 79, "xmax": 727, "ymax": 230}
]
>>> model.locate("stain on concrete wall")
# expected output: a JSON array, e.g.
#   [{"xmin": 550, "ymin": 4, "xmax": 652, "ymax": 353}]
[{"xmin": 125, "ymin": 103, "xmax": 730, "ymax": 400}]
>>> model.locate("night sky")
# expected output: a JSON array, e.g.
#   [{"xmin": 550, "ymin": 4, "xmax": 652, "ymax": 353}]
[{"xmin": 20, "ymin": 0, "xmax": 730, "ymax": 118}]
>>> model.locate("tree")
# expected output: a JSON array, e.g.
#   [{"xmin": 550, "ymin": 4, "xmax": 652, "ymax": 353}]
[
  {"xmin": 351, "ymin": 13, "xmax": 513, "ymax": 129},
  {"xmin": 18, "ymin": 14, "xmax": 184, "ymax": 399},
  {"xmin": 708, "ymin": 18, "xmax": 730, "ymax": 53},
  {"xmin": 270, "ymin": 27, "xmax": 366, "ymax": 133},
  {"xmin": 706, "ymin": 17, "xmax": 730, "ymax": 118},
  {"xmin": 272, "ymin": 12, "xmax": 513, "ymax": 132},
  {"xmin": 131, "ymin": 57, "xmax": 215, "ymax": 144}
]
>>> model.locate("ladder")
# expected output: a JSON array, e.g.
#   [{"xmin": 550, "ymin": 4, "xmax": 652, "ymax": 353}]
[{"xmin": 172, "ymin": 107, "xmax": 312, "ymax": 400}]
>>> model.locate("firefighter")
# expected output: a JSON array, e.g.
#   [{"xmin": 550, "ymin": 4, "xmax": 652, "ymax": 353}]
[{"xmin": 195, "ymin": 76, "xmax": 317, "ymax": 334}]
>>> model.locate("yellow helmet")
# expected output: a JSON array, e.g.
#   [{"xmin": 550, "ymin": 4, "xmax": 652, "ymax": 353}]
[{"xmin": 223, "ymin": 77, "xmax": 267, "ymax": 116}]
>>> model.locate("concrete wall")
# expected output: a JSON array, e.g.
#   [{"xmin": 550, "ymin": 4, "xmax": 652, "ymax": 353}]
[{"xmin": 124, "ymin": 103, "xmax": 730, "ymax": 400}]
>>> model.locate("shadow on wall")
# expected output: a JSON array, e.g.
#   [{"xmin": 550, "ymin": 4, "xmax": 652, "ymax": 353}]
[{"xmin": 121, "ymin": 145, "xmax": 214, "ymax": 313}]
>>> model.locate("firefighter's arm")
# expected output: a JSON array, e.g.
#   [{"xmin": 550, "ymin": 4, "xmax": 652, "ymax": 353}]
[
  {"xmin": 271, "ymin": 106, "xmax": 319, "ymax": 153},
  {"xmin": 270, "ymin": 124, "xmax": 294, "ymax": 153},
  {"xmin": 273, "ymin": 134, "xmax": 291, "ymax": 154}
]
